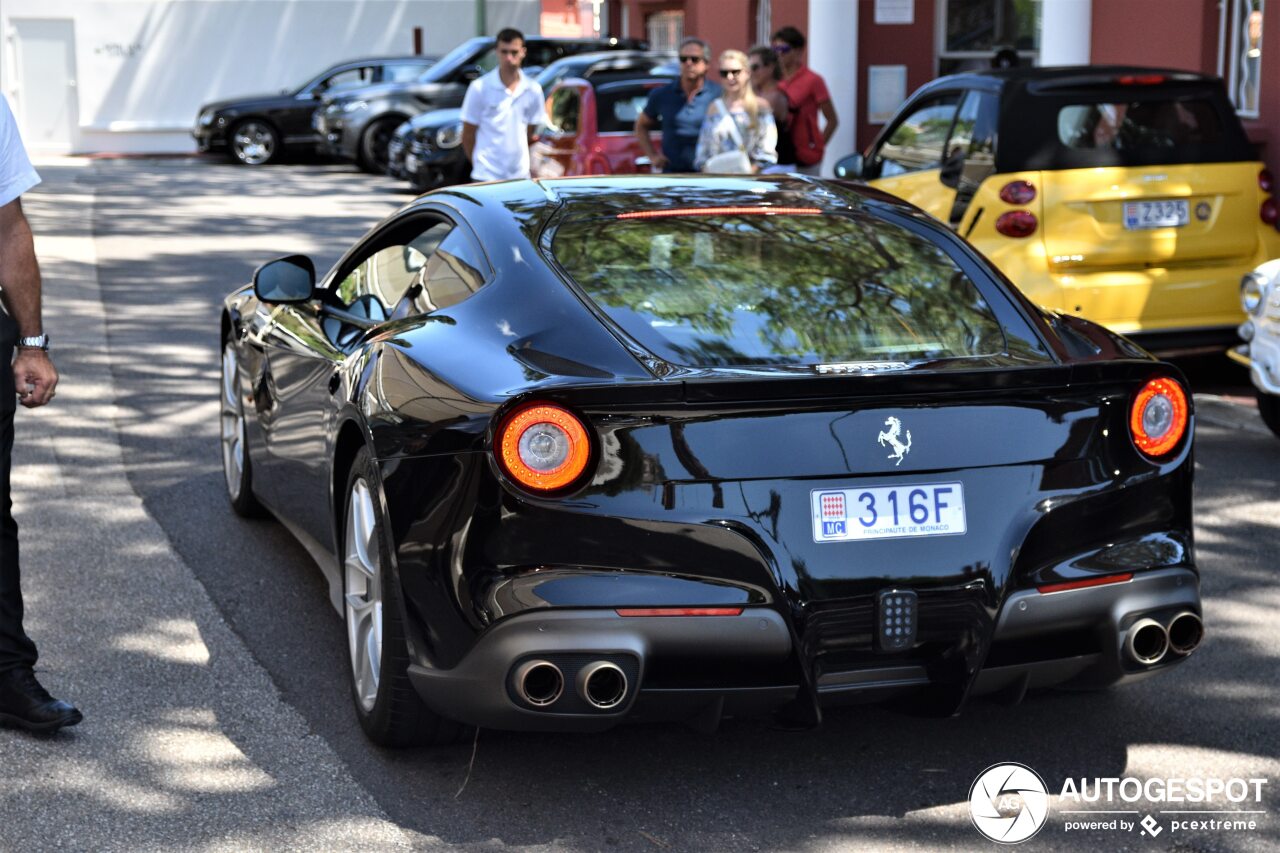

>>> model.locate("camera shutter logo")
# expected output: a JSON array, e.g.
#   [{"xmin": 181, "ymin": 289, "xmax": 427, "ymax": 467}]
[{"xmin": 969, "ymin": 763, "xmax": 1050, "ymax": 844}]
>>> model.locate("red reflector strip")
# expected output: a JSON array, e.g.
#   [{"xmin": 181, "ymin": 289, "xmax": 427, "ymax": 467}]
[
  {"xmin": 615, "ymin": 607, "xmax": 745, "ymax": 617},
  {"xmin": 1037, "ymin": 573, "xmax": 1134, "ymax": 594},
  {"xmin": 616, "ymin": 206, "xmax": 822, "ymax": 220},
  {"xmin": 1116, "ymin": 74, "xmax": 1167, "ymax": 85}
]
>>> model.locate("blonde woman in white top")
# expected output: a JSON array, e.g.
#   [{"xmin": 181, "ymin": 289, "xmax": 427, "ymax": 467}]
[{"xmin": 694, "ymin": 50, "xmax": 778, "ymax": 173}]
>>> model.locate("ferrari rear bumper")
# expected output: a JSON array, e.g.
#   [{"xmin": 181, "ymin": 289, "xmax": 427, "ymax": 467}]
[
  {"xmin": 407, "ymin": 608, "xmax": 795, "ymax": 731},
  {"xmin": 406, "ymin": 568, "xmax": 1201, "ymax": 732}
]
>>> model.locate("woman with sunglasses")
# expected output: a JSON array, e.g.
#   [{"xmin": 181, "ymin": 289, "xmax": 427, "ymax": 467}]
[
  {"xmin": 693, "ymin": 50, "xmax": 777, "ymax": 174},
  {"xmin": 749, "ymin": 46, "xmax": 793, "ymax": 173}
]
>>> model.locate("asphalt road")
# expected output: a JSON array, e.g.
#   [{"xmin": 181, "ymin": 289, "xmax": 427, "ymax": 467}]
[{"xmin": 78, "ymin": 157, "xmax": 1280, "ymax": 851}]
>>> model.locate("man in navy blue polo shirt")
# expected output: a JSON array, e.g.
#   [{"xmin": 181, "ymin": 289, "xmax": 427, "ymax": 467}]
[{"xmin": 634, "ymin": 37, "xmax": 721, "ymax": 173}]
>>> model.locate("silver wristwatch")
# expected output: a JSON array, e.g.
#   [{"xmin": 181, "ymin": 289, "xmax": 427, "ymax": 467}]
[{"xmin": 18, "ymin": 333, "xmax": 50, "ymax": 351}]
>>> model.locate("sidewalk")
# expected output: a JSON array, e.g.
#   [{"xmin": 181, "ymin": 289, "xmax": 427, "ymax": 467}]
[{"xmin": 0, "ymin": 159, "xmax": 413, "ymax": 851}]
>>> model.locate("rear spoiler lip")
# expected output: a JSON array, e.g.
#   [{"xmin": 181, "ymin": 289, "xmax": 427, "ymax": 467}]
[{"xmin": 534, "ymin": 361, "xmax": 1175, "ymax": 410}]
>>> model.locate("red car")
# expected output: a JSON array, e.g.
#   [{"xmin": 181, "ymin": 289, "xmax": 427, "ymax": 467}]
[{"xmin": 531, "ymin": 77, "xmax": 668, "ymax": 177}]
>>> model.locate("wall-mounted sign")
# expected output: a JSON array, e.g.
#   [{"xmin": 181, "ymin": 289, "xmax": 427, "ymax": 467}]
[
  {"xmin": 867, "ymin": 65, "xmax": 908, "ymax": 124},
  {"xmin": 875, "ymin": 0, "xmax": 914, "ymax": 25},
  {"xmin": 94, "ymin": 43, "xmax": 143, "ymax": 58}
]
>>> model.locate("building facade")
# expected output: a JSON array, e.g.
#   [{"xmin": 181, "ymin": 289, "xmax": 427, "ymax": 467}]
[
  {"xmin": 583, "ymin": 0, "xmax": 1278, "ymax": 175},
  {"xmin": 3, "ymin": 0, "xmax": 538, "ymax": 154}
]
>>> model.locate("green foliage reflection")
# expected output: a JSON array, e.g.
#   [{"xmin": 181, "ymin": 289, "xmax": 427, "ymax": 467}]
[{"xmin": 552, "ymin": 213, "xmax": 1006, "ymax": 366}]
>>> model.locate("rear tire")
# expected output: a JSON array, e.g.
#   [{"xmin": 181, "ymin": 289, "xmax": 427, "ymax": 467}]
[
  {"xmin": 341, "ymin": 447, "xmax": 468, "ymax": 747},
  {"xmin": 358, "ymin": 117, "xmax": 403, "ymax": 174},
  {"xmin": 1257, "ymin": 389, "xmax": 1280, "ymax": 438}
]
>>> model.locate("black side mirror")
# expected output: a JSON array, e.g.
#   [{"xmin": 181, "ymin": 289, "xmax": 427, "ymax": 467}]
[
  {"xmin": 834, "ymin": 153, "xmax": 864, "ymax": 180},
  {"xmin": 939, "ymin": 147, "xmax": 966, "ymax": 189},
  {"xmin": 458, "ymin": 65, "xmax": 482, "ymax": 83},
  {"xmin": 253, "ymin": 255, "xmax": 315, "ymax": 304}
]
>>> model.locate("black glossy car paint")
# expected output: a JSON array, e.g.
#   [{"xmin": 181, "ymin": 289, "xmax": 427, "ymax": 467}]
[{"xmin": 223, "ymin": 175, "xmax": 1199, "ymax": 731}]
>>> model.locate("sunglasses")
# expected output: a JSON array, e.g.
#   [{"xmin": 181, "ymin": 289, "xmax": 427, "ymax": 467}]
[
  {"xmin": 720, "ymin": 68, "xmax": 744, "ymax": 77},
  {"xmin": 678, "ymin": 54, "xmax": 706, "ymax": 64},
  {"xmin": 749, "ymin": 63, "xmax": 763, "ymax": 72},
  {"xmin": 772, "ymin": 44, "xmax": 793, "ymax": 54},
  {"xmin": 498, "ymin": 49, "xmax": 522, "ymax": 56}
]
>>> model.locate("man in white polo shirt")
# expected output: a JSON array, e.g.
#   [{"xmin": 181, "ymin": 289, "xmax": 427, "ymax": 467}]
[
  {"xmin": 0, "ymin": 94, "xmax": 82, "ymax": 732},
  {"xmin": 460, "ymin": 28, "xmax": 547, "ymax": 181}
]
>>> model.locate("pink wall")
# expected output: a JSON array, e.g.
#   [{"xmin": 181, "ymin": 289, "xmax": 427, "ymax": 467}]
[
  {"xmin": 1093, "ymin": 0, "xmax": 1280, "ymax": 174},
  {"xmin": 857, "ymin": 0, "xmax": 936, "ymax": 150},
  {"xmin": 1090, "ymin": 0, "xmax": 1218, "ymax": 73},
  {"xmin": 619, "ymin": 0, "xmax": 808, "ymax": 55}
]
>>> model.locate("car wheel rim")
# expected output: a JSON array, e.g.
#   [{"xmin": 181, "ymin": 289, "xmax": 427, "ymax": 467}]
[
  {"xmin": 233, "ymin": 122, "xmax": 274, "ymax": 165},
  {"xmin": 219, "ymin": 345, "xmax": 245, "ymax": 500},
  {"xmin": 345, "ymin": 479, "xmax": 383, "ymax": 712}
]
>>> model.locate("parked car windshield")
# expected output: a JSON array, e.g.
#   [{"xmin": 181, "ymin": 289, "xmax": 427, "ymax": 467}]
[
  {"xmin": 550, "ymin": 212, "xmax": 1007, "ymax": 367},
  {"xmin": 419, "ymin": 37, "xmax": 490, "ymax": 82}
]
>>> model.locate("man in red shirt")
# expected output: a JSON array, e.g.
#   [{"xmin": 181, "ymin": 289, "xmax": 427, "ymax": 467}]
[{"xmin": 772, "ymin": 25, "xmax": 839, "ymax": 175}]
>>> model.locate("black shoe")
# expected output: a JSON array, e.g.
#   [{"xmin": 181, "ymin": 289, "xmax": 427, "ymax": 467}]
[{"xmin": 0, "ymin": 667, "xmax": 83, "ymax": 732}]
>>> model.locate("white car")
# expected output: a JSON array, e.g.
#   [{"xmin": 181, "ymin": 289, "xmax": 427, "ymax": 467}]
[{"xmin": 1232, "ymin": 257, "xmax": 1280, "ymax": 437}]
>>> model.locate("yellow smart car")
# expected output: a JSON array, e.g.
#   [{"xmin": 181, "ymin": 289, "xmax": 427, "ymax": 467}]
[{"xmin": 837, "ymin": 67, "xmax": 1280, "ymax": 355}]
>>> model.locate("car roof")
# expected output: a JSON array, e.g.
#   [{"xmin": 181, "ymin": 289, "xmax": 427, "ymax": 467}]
[
  {"xmin": 591, "ymin": 77, "xmax": 673, "ymax": 93},
  {"xmin": 916, "ymin": 65, "xmax": 1220, "ymax": 96},
  {"xmin": 427, "ymin": 174, "xmax": 919, "ymax": 222},
  {"xmin": 341, "ymin": 55, "xmax": 436, "ymax": 63}
]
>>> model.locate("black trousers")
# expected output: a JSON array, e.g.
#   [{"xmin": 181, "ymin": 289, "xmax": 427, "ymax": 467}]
[{"xmin": 0, "ymin": 315, "xmax": 38, "ymax": 674}]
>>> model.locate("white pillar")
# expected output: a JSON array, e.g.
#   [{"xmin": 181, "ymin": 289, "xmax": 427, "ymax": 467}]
[
  {"xmin": 1039, "ymin": 0, "xmax": 1092, "ymax": 66},
  {"xmin": 807, "ymin": 0, "xmax": 857, "ymax": 177}
]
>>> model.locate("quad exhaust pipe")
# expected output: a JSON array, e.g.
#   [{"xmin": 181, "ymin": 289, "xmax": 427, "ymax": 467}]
[
  {"xmin": 577, "ymin": 661, "xmax": 628, "ymax": 710},
  {"xmin": 1125, "ymin": 618, "xmax": 1170, "ymax": 666},
  {"xmin": 1124, "ymin": 611, "xmax": 1204, "ymax": 666},
  {"xmin": 1167, "ymin": 611, "xmax": 1204, "ymax": 656},
  {"xmin": 514, "ymin": 659, "xmax": 564, "ymax": 707}
]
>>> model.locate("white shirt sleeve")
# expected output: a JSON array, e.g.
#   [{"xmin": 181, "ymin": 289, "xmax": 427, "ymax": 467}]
[
  {"xmin": 0, "ymin": 95, "xmax": 40, "ymax": 208},
  {"xmin": 524, "ymin": 82, "xmax": 547, "ymax": 127},
  {"xmin": 459, "ymin": 79, "xmax": 484, "ymax": 126}
]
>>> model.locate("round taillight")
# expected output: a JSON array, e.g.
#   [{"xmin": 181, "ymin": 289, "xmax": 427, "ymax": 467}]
[
  {"xmin": 1263, "ymin": 199, "xmax": 1279, "ymax": 225},
  {"xmin": 995, "ymin": 210, "xmax": 1038, "ymax": 238},
  {"xmin": 1261, "ymin": 169, "xmax": 1274, "ymax": 193},
  {"xmin": 1129, "ymin": 377, "xmax": 1189, "ymax": 458},
  {"xmin": 496, "ymin": 403, "xmax": 593, "ymax": 492},
  {"xmin": 999, "ymin": 180, "xmax": 1036, "ymax": 205}
]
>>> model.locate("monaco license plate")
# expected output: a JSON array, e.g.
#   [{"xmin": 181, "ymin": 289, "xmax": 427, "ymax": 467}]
[
  {"xmin": 812, "ymin": 483, "xmax": 966, "ymax": 543},
  {"xmin": 1123, "ymin": 199, "xmax": 1189, "ymax": 230}
]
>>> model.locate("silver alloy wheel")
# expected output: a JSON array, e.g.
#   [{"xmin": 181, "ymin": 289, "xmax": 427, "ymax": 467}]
[
  {"xmin": 345, "ymin": 479, "xmax": 383, "ymax": 712},
  {"xmin": 232, "ymin": 120, "xmax": 275, "ymax": 165},
  {"xmin": 219, "ymin": 345, "xmax": 246, "ymax": 500}
]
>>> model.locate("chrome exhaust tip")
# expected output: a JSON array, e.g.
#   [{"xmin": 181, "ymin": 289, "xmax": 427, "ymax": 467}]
[
  {"xmin": 514, "ymin": 660, "xmax": 564, "ymax": 707},
  {"xmin": 578, "ymin": 661, "xmax": 628, "ymax": 710},
  {"xmin": 1167, "ymin": 611, "xmax": 1204, "ymax": 656},
  {"xmin": 1125, "ymin": 618, "xmax": 1170, "ymax": 666}
]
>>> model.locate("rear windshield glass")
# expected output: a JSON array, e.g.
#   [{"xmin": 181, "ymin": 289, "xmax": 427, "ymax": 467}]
[
  {"xmin": 1057, "ymin": 99, "xmax": 1224, "ymax": 151},
  {"xmin": 1002, "ymin": 85, "xmax": 1253, "ymax": 170},
  {"xmin": 598, "ymin": 88, "xmax": 653, "ymax": 133},
  {"xmin": 549, "ymin": 213, "xmax": 1006, "ymax": 367}
]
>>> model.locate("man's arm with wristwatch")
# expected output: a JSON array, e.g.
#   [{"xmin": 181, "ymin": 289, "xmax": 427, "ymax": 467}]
[{"xmin": 0, "ymin": 197, "xmax": 56, "ymax": 408}]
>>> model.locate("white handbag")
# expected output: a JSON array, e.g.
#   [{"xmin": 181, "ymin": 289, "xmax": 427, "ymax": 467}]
[{"xmin": 702, "ymin": 100, "xmax": 753, "ymax": 174}]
